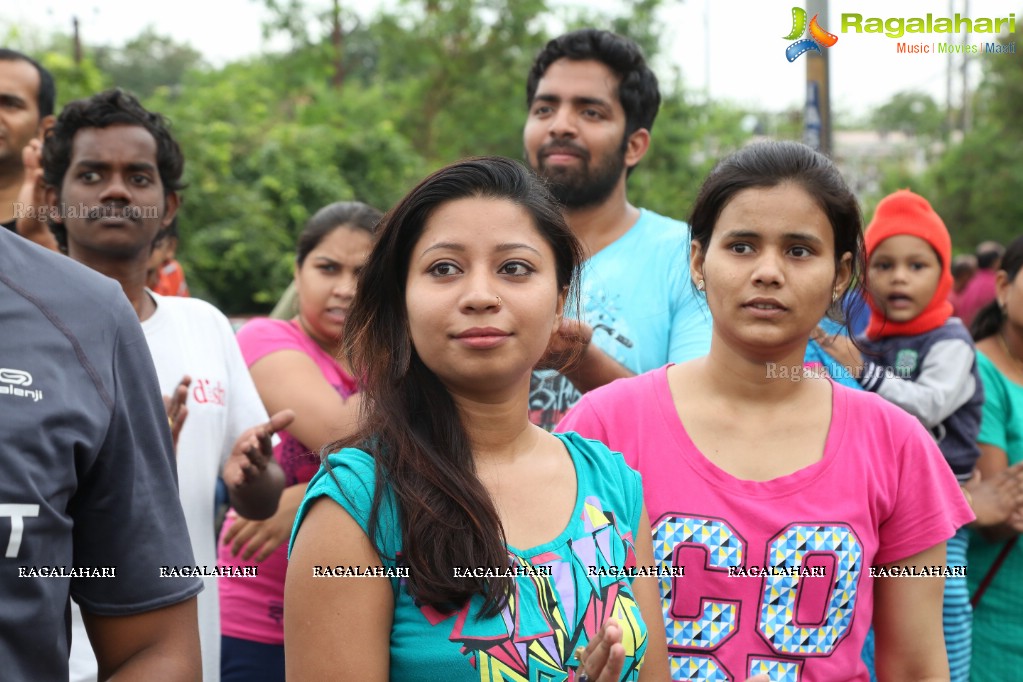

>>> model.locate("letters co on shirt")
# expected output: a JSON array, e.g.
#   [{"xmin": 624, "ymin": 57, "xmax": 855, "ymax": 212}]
[{"xmin": 653, "ymin": 515, "xmax": 863, "ymax": 680}]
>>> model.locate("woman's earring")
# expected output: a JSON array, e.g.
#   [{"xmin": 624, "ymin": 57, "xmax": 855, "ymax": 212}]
[{"xmin": 696, "ymin": 280, "xmax": 705, "ymax": 292}]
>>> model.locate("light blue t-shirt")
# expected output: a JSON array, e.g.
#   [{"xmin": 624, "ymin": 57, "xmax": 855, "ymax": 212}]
[
  {"xmin": 530, "ymin": 209, "xmax": 712, "ymax": 429},
  {"xmin": 290, "ymin": 432, "xmax": 650, "ymax": 681}
]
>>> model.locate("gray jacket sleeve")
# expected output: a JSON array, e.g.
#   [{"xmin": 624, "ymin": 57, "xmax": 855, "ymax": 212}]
[{"xmin": 858, "ymin": 339, "xmax": 977, "ymax": 429}]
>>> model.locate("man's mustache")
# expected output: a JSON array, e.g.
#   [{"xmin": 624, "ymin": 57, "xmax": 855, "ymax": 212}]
[{"xmin": 539, "ymin": 142, "xmax": 589, "ymax": 162}]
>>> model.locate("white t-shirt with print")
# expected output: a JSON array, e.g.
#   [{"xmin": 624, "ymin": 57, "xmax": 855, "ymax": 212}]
[{"xmin": 70, "ymin": 293, "xmax": 269, "ymax": 682}]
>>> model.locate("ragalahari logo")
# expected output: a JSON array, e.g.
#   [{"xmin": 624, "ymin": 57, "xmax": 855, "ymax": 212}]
[{"xmin": 784, "ymin": 7, "xmax": 838, "ymax": 61}]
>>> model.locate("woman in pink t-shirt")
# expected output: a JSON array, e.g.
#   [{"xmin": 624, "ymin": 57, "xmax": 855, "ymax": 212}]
[
  {"xmin": 217, "ymin": 202, "xmax": 380, "ymax": 681},
  {"xmin": 559, "ymin": 141, "xmax": 974, "ymax": 681}
]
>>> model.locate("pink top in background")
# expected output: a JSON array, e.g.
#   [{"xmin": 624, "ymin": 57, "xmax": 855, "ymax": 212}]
[
  {"xmin": 218, "ymin": 317, "xmax": 358, "ymax": 644},
  {"xmin": 955, "ymin": 268, "xmax": 997, "ymax": 328}
]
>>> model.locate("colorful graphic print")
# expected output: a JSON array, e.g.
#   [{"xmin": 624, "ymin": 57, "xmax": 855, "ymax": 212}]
[
  {"xmin": 419, "ymin": 497, "xmax": 649, "ymax": 681},
  {"xmin": 653, "ymin": 514, "xmax": 864, "ymax": 681}
]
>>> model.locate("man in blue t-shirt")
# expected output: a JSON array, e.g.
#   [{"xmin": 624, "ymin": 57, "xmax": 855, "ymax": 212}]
[{"xmin": 523, "ymin": 29, "xmax": 711, "ymax": 429}]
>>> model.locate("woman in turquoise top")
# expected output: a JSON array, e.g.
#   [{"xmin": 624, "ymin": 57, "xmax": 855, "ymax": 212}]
[
  {"xmin": 285, "ymin": 157, "xmax": 669, "ymax": 681},
  {"xmin": 967, "ymin": 235, "xmax": 1023, "ymax": 681}
]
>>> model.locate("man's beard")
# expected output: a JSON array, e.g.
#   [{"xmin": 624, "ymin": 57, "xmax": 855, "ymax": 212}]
[
  {"xmin": 0, "ymin": 146, "xmax": 24, "ymax": 179},
  {"xmin": 530, "ymin": 141, "xmax": 626, "ymax": 210}
]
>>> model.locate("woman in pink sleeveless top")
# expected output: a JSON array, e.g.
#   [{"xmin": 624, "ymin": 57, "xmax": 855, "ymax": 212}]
[{"xmin": 217, "ymin": 202, "xmax": 380, "ymax": 681}]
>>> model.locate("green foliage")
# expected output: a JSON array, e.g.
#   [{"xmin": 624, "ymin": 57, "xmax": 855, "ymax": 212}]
[
  {"xmin": 0, "ymin": 27, "xmax": 111, "ymax": 108},
  {"xmin": 38, "ymin": 53, "xmax": 110, "ymax": 109},
  {"xmin": 366, "ymin": 0, "xmax": 550, "ymax": 161},
  {"xmin": 631, "ymin": 86, "xmax": 751, "ymax": 219},
  {"xmin": 870, "ymin": 91, "xmax": 945, "ymax": 140},
  {"xmin": 149, "ymin": 59, "xmax": 426, "ymax": 312},
  {"xmin": 926, "ymin": 23, "xmax": 1023, "ymax": 249},
  {"xmin": 92, "ymin": 27, "xmax": 205, "ymax": 98},
  {"xmin": 927, "ymin": 123, "xmax": 1023, "ymax": 248},
  {"xmin": 10, "ymin": 0, "xmax": 761, "ymax": 313}
]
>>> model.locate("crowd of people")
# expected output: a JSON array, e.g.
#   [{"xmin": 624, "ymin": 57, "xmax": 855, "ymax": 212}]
[{"xmin": 1, "ymin": 27, "xmax": 1021, "ymax": 682}]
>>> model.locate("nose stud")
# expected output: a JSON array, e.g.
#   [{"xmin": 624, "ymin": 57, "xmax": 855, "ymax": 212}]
[{"xmin": 495, "ymin": 296, "xmax": 502, "ymax": 307}]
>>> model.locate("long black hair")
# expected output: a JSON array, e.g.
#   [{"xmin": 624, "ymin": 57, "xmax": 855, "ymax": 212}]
[{"xmin": 331, "ymin": 156, "xmax": 582, "ymax": 617}]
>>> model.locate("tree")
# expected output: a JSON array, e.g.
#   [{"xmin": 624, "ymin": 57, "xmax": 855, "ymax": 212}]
[
  {"xmin": 926, "ymin": 22, "xmax": 1023, "ymax": 249},
  {"xmin": 90, "ymin": 28, "xmax": 205, "ymax": 98},
  {"xmin": 148, "ymin": 59, "xmax": 427, "ymax": 312},
  {"xmin": 630, "ymin": 81, "xmax": 751, "ymax": 219},
  {"xmin": 365, "ymin": 0, "xmax": 549, "ymax": 161},
  {"xmin": 8, "ymin": 1, "xmax": 756, "ymax": 313},
  {"xmin": 0, "ymin": 26, "xmax": 110, "ymax": 108},
  {"xmin": 871, "ymin": 91, "xmax": 944, "ymax": 140}
]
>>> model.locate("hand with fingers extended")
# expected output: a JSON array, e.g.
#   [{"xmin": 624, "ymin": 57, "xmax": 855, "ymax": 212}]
[
  {"xmin": 162, "ymin": 375, "xmax": 191, "ymax": 449},
  {"xmin": 222, "ymin": 410, "xmax": 293, "ymax": 520},
  {"xmin": 538, "ymin": 318, "xmax": 592, "ymax": 371},
  {"xmin": 222, "ymin": 483, "xmax": 306, "ymax": 562},
  {"xmin": 811, "ymin": 325, "xmax": 863, "ymax": 377},
  {"xmin": 14, "ymin": 139, "xmax": 59, "ymax": 252}
]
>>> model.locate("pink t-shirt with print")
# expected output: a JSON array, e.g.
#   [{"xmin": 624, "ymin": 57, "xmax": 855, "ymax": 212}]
[{"xmin": 558, "ymin": 365, "xmax": 973, "ymax": 682}]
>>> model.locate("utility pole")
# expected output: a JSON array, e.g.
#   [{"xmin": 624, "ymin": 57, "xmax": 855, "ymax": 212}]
[
  {"xmin": 961, "ymin": 0, "xmax": 971, "ymax": 132},
  {"xmin": 331, "ymin": 0, "xmax": 344, "ymax": 90},
  {"xmin": 946, "ymin": 0, "xmax": 955, "ymax": 138},
  {"xmin": 804, "ymin": 0, "xmax": 832, "ymax": 156},
  {"xmin": 704, "ymin": 0, "xmax": 711, "ymax": 103},
  {"xmin": 72, "ymin": 16, "xmax": 82, "ymax": 65}
]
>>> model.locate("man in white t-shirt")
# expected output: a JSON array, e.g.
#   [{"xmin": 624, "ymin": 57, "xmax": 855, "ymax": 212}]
[
  {"xmin": 522, "ymin": 29, "xmax": 711, "ymax": 429},
  {"xmin": 43, "ymin": 88, "xmax": 286, "ymax": 682}
]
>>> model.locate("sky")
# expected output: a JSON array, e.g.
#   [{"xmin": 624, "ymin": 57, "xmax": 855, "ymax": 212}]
[{"xmin": 5, "ymin": 0, "xmax": 1021, "ymax": 118}]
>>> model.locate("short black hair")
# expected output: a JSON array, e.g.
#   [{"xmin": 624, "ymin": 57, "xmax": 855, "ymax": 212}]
[
  {"xmin": 976, "ymin": 241, "xmax": 1005, "ymax": 270},
  {"xmin": 0, "ymin": 48, "xmax": 56, "ymax": 119},
  {"xmin": 525, "ymin": 29, "xmax": 660, "ymax": 139},
  {"xmin": 152, "ymin": 216, "xmax": 180, "ymax": 249},
  {"xmin": 42, "ymin": 88, "xmax": 185, "ymax": 197}
]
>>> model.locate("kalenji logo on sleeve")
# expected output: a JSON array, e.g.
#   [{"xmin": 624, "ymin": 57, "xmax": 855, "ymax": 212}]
[
  {"xmin": 0, "ymin": 368, "xmax": 43, "ymax": 402},
  {"xmin": 783, "ymin": 7, "xmax": 839, "ymax": 62}
]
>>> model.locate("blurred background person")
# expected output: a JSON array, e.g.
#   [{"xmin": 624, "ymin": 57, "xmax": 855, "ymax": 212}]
[
  {"xmin": 217, "ymin": 201, "xmax": 376, "ymax": 681},
  {"xmin": 147, "ymin": 217, "xmax": 191, "ymax": 297},
  {"xmin": 967, "ymin": 235, "xmax": 1023, "ymax": 682},
  {"xmin": 949, "ymin": 253, "xmax": 978, "ymax": 319},
  {"xmin": 957, "ymin": 241, "xmax": 1005, "ymax": 328}
]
